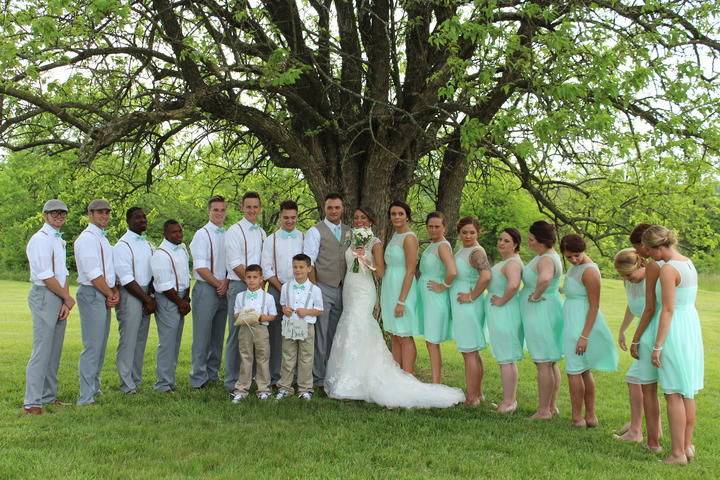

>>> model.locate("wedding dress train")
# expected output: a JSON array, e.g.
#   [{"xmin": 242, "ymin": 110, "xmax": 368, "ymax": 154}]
[{"xmin": 325, "ymin": 241, "xmax": 465, "ymax": 408}]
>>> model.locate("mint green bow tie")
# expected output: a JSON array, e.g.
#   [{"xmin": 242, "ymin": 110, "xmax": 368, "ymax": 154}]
[
  {"xmin": 247, "ymin": 291, "xmax": 258, "ymax": 300},
  {"xmin": 54, "ymin": 231, "xmax": 63, "ymax": 239},
  {"xmin": 216, "ymin": 227, "xmax": 225, "ymax": 234},
  {"xmin": 100, "ymin": 230, "xmax": 107, "ymax": 237},
  {"xmin": 279, "ymin": 230, "xmax": 296, "ymax": 239},
  {"xmin": 136, "ymin": 234, "xmax": 147, "ymax": 241},
  {"xmin": 171, "ymin": 244, "xmax": 181, "ymax": 251},
  {"xmin": 293, "ymin": 284, "xmax": 305, "ymax": 291},
  {"xmin": 249, "ymin": 224, "xmax": 259, "ymax": 231}
]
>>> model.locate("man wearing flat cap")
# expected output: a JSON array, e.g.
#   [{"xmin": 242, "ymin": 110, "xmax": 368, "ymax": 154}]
[
  {"xmin": 74, "ymin": 198, "xmax": 119, "ymax": 405},
  {"xmin": 23, "ymin": 199, "xmax": 75, "ymax": 415}
]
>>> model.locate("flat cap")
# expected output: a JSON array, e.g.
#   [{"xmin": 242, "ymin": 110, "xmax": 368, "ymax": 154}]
[
  {"xmin": 87, "ymin": 199, "xmax": 111, "ymax": 212},
  {"xmin": 42, "ymin": 199, "xmax": 68, "ymax": 212}
]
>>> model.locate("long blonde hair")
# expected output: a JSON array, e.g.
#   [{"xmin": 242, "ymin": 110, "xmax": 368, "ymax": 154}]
[
  {"xmin": 614, "ymin": 248, "xmax": 645, "ymax": 277},
  {"xmin": 641, "ymin": 225, "xmax": 678, "ymax": 248}
]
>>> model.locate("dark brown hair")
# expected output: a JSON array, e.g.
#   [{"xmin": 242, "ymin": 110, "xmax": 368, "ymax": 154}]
[
  {"xmin": 354, "ymin": 206, "xmax": 376, "ymax": 225},
  {"xmin": 245, "ymin": 264, "xmax": 263, "ymax": 274},
  {"xmin": 529, "ymin": 220, "xmax": 556, "ymax": 248},
  {"xmin": 207, "ymin": 195, "xmax": 225, "ymax": 208},
  {"xmin": 560, "ymin": 234, "xmax": 586, "ymax": 253},
  {"xmin": 456, "ymin": 216, "xmax": 481, "ymax": 233},
  {"xmin": 425, "ymin": 211, "xmax": 446, "ymax": 226},
  {"xmin": 387, "ymin": 200, "xmax": 412, "ymax": 222},
  {"xmin": 279, "ymin": 199, "xmax": 298, "ymax": 212},
  {"xmin": 242, "ymin": 191, "xmax": 261, "ymax": 204},
  {"xmin": 503, "ymin": 227, "xmax": 522, "ymax": 252},
  {"xmin": 629, "ymin": 223, "xmax": 652, "ymax": 245}
]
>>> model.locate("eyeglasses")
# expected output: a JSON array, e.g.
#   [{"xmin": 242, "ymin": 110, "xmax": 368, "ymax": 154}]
[{"xmin": 47, "ymin": 210, "xmax": 68, "ymax": 217}]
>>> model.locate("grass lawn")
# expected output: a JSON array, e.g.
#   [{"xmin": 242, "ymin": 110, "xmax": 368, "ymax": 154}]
[{"xmin": 0, "ymin": 278, "xmax": 717, "ymax": 479}]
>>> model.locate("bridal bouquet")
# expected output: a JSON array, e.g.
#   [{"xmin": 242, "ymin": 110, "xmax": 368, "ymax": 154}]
[{"xmin": 350, "ymin": 227, "xmax": 375, "ymax": 273}]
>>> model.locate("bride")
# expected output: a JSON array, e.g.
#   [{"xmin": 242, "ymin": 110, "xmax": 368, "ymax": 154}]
[{"xmin": 325, "ymin": 206, "xmax": 465, "ymax": 408}]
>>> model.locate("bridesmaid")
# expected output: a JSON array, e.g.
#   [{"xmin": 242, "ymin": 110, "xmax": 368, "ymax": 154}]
[
  {"xmin": 613, "ymin": 248, "xmax": 647, "ymax": 442},
  {"xmin": 450, "ymin": 216, "xmax": 490, "ymax": 405},
  {"xmin": 628, "ymin": 223, "xmax": 663, "ymax": 453},
  {"xmin": 486, "ymin": 228, "xmax": 524, "ymax": 413},
  {"xmin": 381, "ymin": 201, "xmax": 422, "ymax": 373},
  {"xmin": 520, "ymin": 220, "xmax": 563, "ymax": 420},
  {"xmin": 419, "ymin": 212, "xmax": 457, "ymax": 384},
  {"xmin": 559, "ymin": 234, "xmax": 618, "ymax": 427},
  {"xmin": 643, "ymin": 226, "xmax": 704, "ymax": 465}
]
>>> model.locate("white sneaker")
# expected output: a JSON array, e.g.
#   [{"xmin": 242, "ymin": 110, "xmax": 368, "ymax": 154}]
[
  {"xmin": 298, "ymin": 392, "xmax": 313, "ymax": 401},
  {"xmin": 275, "ymin": 390, "xmax": 290, "ymax": 400},
  {"xmin": 257, "ymin": 392, "xmax": 271, "ymax": 401},
  {"xmin": 231, "ymin": 392, "xmax": 248, "ymax": 403}
]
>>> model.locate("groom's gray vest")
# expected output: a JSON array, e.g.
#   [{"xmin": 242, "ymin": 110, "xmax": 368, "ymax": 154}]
[{"xmin": 314, "ymin": 221, "xmax": 350, "ymax": 288}]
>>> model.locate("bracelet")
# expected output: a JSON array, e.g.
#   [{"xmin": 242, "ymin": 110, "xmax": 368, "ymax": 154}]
[
  {"xmin": 397, "ymin": 300, "xmax": 406, "ymax": 306},
  {"xmin": 579, "ymin": 335, "xmax": 589, "ymax": 340},
  {"xmin": 442, "ymin": 281, "xmax": 451, "ymax": 288},
  {"xmin": 652, "ymin": 345, "xmax": 663, "ymax": 351},
  {"xmin": 630, "ymin": 342, "xmax": 639, "ymax": 346}
]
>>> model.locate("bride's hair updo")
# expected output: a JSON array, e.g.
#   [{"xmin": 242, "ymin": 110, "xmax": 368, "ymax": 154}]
[
  {"xmin": 425, "ymin": 211, "xmax": 446, "ymax": 225},
  {"xmin": 614, "ymin": 248, "xmax": 645, "ymax": 277},
  {"xmin": 456, "ymin": 216, "xmax": 481, "ymax": 233},
  {"xmin": 641, "ymin": 225, "xmax": 678, "ymax": 248},
  {"xmin": 354, "ymin": 206, "xmax": 376, "ymax": 225},
  {"xmin": 387, "ymin": 200, "xmax": 412, "ymax": 222}
]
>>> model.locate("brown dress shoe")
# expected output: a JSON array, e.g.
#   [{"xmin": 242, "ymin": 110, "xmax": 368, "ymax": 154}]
[{"xmin": 23, "ymin": 406, "xmax": 43, "ymax": 415}]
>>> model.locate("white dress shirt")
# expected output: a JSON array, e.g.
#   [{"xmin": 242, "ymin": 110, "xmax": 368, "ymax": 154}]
[
  {"xmin": 233, "ymin": 288, "xmax": 278, "ymax": 325},
  {"xmin": 74, "ymin": 223, "xmax": 116, "ymax": 286},
  {"xmin": 151, "ymin": 239, "xmax": 190, "ymax": 292},
  {"xmin": 303, "ymin": 218, "xmax": 343, "ymax": 265},
  {"xmin": 189, "ymin": 222, "xmax": 227, "ymax": 281},
  {"xmin": 225, "ymin": 218, "xmax": 266, "ymax": 281},
  {"xmin": 280, "ymin": 279, "xmax": 323, "ymax": 324},
  {"xmin": 26, "ymin": 223, "xmax": 69, "ymax": 287},
  {"xmin": 261, "ymin": 229, "xmax": 304, "ymax": 285},
  {"xmin": 113, "ymin": 230, "xmax": 154, "ymax": 287}
]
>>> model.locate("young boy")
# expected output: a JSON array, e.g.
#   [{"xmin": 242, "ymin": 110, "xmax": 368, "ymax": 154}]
[
  {"xmin": 276, "ymin": 254, "xmax": 323, "ymax": 400},
  {"xmin": 232, "ymin": 264, "xmax": 277, "ymax": 402}
]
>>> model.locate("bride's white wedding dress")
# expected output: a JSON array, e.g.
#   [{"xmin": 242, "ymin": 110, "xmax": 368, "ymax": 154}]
[{"xmin": 325, "ymin": 240, "xmax": 465, "ymax": 408}]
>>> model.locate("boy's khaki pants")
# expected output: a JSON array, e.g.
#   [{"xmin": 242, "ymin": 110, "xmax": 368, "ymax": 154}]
[
  {"xmin": 277, "ymin": 324, "xmax": 315, "ymax": 394},
  {"xmin": 234, "ymin": 323, "xmax": 271, "ymax": 394}
]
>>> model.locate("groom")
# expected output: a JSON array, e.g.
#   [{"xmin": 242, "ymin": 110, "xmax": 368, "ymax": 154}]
[{"xmin": 303, "ymin": 193, "xmax": 350, "ymax": 390}]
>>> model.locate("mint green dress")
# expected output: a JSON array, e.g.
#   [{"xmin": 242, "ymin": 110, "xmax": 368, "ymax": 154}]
[
  {"xmin": 622, "ymin": 279, "xmax": 648, "ymax": 384},
  {"xmin": 654, "ymin": 260, "xmax": 704, "ymax": 398},
  {"xmin": 486, "ymin": 256, "xmax": 524, "ymax": 364},
  {"xmin": 520, "ymin": 251, "xmax": 564, "ymax": 362},
  {"xmin": 381, "ymin": 231, "xmax": 422, "ymax": 337},
  {"xmin": 449, "ymin": 246, "xmax": 487, "ymax": 352},
  {"xmin": 419, "ymin": 241, "xmax": 452, "ymax": 344},
  {"xmin": 627, "ymin": 261, "xmax": 664, "ymax": 385},
  {"xmin": 562, "ymin": 263, "xmax": 618, "ymax": 374}
]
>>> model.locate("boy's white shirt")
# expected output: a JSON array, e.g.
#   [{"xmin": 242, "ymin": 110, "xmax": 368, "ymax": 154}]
[
  {"xmin": 280, "ymin": 278, "xmax": 323, "ymax": 324},
  {"xmin": 234, "ymin": 287, "xmax": 277, "ymax": 326}
]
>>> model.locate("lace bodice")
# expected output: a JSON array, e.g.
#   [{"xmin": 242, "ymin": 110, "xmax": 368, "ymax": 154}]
[
  {"xmin": 344, "ymin": 237, "xmax": 381, "ymax": 271},
  {"xmin": 624, "ymin": 279, "xmax": 646, "ymax": 317},
  {"xmin": 522, "ymin": 251, "xmax": 563, "ymax": 293},
  {"xmin": 563, "ymin": 262, "xmax": 599, "ymax": 300}
]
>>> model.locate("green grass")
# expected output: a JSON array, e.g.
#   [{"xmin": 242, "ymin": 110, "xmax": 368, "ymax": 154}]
[{"xmin": 1, "ymin": 278, "xmax": 718, "ymax": 479}]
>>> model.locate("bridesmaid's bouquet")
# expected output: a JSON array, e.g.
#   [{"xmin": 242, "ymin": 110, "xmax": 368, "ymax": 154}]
[{"xmin": 350, "ymin": 227, "xmax": 375, "ymax": 273}]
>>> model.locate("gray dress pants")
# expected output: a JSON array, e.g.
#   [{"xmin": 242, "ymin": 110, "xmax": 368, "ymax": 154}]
[
  {"xmin": 189, "ymin": 281, "xmax": 227, "ymax": 387},
  {"xmin": 24, "ymin": 285, "xmax": 66, "ymax": 407},
  {"xmin": 115, "ymin": 285, "xmax": 150, "ymax": 392},
  {"xmin": 267, "ymin": 285, "xmax": 283, "ymax": 385},
  {"xmin": 224, "ymin": 279, "xmax": 247, "ymax": 390},
  {"xmin": 77, "ymin": 285, "xmax": 111, "ymax": 405},
  {"xmin": 154, "ymin": 291, "xmax": 186, "ymax": 391},
  {"xmin": 313, "ymin": 282, "xmax": 342, "ymax": 387}
]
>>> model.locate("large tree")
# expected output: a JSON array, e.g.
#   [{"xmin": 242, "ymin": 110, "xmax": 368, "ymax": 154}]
[{"xmin": 1, "ymin": 0, "xmax": 718, "ymax": 237}]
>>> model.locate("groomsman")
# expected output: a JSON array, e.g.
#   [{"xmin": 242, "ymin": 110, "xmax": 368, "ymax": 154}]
[
  {"xmin": 224, "ymin": 192, "xmax": 266, "ymax": 391},
  {"xmin": 261, "ymin": 199, "xmax": 304, "ymax": 385},
  {"xmin": 150, "ymin": 220, "xmax": 191, "ymax": 392},
  {"xmin": 23, "ymin": 199, "xmax": 75, "ymax": 414},
  {"xmin": 303, "ymin": 193, "xmax": 350, "ymax": 389},
  {"xmin": 74, "ymin": 198, "xmax": 118, "ymax": 405},
  {"xmin": 113, "ymin": 207, "xmax": 155, "ymax": 394},
  {"xmin": 189, "ymin": 196, "xmax": 229, "ymax": 389}
]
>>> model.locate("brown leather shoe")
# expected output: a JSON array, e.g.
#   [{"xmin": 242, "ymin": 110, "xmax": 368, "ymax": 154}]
[{"xmin": 23, "ymin": 406, "xmax": 43, "ymax": 415}]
